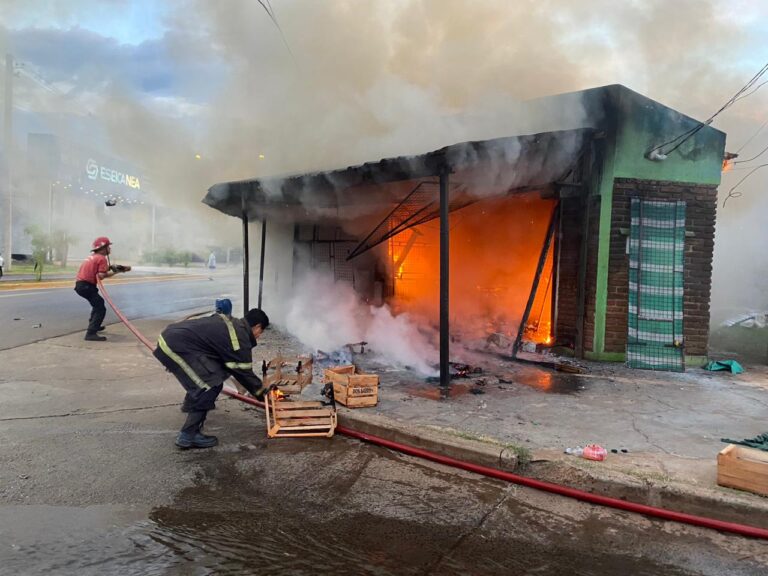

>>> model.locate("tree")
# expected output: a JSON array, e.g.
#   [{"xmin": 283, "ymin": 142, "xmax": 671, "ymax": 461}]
[
  {"xmin": 23, "ymin": 225, "xmax": 49, "ymax": 281},
  {"xmin": 51, "ymin": 230, "xmax": 75, "ymax": 267}
]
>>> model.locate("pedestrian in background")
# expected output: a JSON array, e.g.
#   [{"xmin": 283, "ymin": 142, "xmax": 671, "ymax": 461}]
[
  {"xmin": 0, "ymin": 252, "xmax": 4, "ymax": 278},
  {"xmin": 74, "ymin": 236, "xmax": 131, "ymax": 341}
]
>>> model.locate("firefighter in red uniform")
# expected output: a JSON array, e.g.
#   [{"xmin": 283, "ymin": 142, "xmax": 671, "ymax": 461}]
[
  {"xmin": 74, "ymin": 237, "xmax": 131, "ymax": 341},
  {"xmin": 153, "ymin": 308, "xmax": 271, "ymax": 449}
]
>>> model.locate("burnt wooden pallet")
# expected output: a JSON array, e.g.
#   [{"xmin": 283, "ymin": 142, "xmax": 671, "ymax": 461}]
[
  {"xmin": 324, "ymin": 365, "xmax": 379, "ymax": 408},
  {"xmin": 263, "ymin": 355, "xmax": 313, "ymax": 395},
  {"xmin": 264, "ymin": 391, "xmax": 336, "ymax": 438}
]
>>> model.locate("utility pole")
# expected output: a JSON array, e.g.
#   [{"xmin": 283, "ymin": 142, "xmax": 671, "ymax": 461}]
[
  {"xmin": 151, "ymin": 203, "xmax": 156, "ymax": 258},
  {"xmin": 3, "ymin": 54, "xmax": 13, "ymax": 271}
]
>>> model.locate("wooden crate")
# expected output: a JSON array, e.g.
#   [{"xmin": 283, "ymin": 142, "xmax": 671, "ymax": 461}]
[
  {"xmin": 717, "ymin": 444, "xmax": 768, "ymax": 497},
  {"xmin": 324, "ymin": 365, "xmax": 379, "ymax": 408},
  {"xmin": 263, "ymin": 355, "xmax": 313, "ymax": 395},
  {"xmin": 264, "ymin": 389, "xmax": 336, "ymax": 438}
]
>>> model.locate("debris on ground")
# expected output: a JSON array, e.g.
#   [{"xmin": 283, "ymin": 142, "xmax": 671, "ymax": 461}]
[
  {"xmin": 485, "ymin": 332, "xmax": 511, "ymax": 349},
  {"xmin": 564, "ymin": 445, "xmax": 607, "ymax": 461},
  {"xmin": 582, "ymin": 444, "xmax": 607, "ymax": 461}
]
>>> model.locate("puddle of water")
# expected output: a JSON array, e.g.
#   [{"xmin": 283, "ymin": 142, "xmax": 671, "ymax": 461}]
[
  {"xmin": 403, "ymin": 368, "xmax": 585, "ymax": 400},
  {"xmin": 406, "ymin": 382, "xmax": 476, "ymax": 400},
  {"xmin": 510, "ymin": 369, "xmax": 585, "ymax": 394}
]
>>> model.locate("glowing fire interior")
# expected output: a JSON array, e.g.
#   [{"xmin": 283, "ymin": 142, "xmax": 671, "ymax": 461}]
[{"xmin": 386, "ymin": 193, "xmax": 556, "ymax": 345}]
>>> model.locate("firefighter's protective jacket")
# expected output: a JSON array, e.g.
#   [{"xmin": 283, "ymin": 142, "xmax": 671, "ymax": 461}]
[{"xmin": 154, "ymin": 314, "xmax": 265, "ymax": 396}]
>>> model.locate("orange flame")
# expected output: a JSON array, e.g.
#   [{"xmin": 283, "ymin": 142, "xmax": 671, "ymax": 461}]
[{"xmin": 388, "ymin": 193, "xmax": 555, "ymax": 345}]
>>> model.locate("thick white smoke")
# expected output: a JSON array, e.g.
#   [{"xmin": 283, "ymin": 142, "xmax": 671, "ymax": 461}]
[
  {"xmin": 3, "ymin": 0, "xmax": 768, "ymax": 325},
  {"xmin": 284, "ymin": 270, "xmax": 438, "ymax": 375}
]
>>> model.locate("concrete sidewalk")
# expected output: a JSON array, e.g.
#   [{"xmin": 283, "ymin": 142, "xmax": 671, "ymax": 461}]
[{"xmin": 2, "ymin": 315, "xmax": 767, "ymax": 529}]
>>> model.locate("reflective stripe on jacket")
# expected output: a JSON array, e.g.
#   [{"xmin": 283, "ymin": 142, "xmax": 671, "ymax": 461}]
[{"xmin": 154, "ymin": 314, "xmax": 264, "ymax": 395}]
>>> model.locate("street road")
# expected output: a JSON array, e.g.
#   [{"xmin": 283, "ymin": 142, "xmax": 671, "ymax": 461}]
[
  {"xmin": 1, "ymin": 419, "xmax": 765, "ymax": 576},
  {"xmin": 0, "ymin": 273, "xmax": 242, "ymax": 350}
]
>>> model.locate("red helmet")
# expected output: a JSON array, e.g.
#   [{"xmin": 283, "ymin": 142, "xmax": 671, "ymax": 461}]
[{"xmin": 91, "ymin": 236, "xmax": 112, "ymax": 251}]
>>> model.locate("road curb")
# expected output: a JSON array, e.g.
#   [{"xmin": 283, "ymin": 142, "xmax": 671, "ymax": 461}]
[
  {"xmin": 336, "ymin": 409, "xmax": 768, "ymax": 530},
  {"xmin": 525, "ymin": 455, "xmax": 768, "ymax": 530},
  {"xmin": 336, "ymin": 410, "xmax": 519, "ymax": 471},
  {"xmin": 0, "ymin": 274, "xmax": 203, "ymax": 291}
]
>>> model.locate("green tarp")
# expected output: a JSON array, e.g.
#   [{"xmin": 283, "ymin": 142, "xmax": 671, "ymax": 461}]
[
  {"xmin": 704, "ymin": 360, "xmax": 744, "ymax": 374},
  {"xmin": 721, "ymin": 432, "xmax": 768, "ymax": 452}
]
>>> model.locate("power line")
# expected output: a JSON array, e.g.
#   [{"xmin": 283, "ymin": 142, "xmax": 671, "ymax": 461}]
[
  {"xmin": 734, "ymin": 141, "xmax": 768, "ymax": 164},
  {"xmin": 722, "ymin": 161, "xmax": 768, "ymax": 207},
  {"xmin": 257, "ymin": 0, "xmax": 295, "ymax": 61},
  {"xmin": 735, "ymin": 116, "xmax": 768, "ymax": 153},
  {"xmin": 733, "ymin": 78, "xmax": 768, "ymax": 103},
  {"xmin": 648, "ymin": 61, "xmax": 768, "ymax": 157}
]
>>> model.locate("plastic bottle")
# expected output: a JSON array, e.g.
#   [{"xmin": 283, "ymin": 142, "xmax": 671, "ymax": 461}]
[{"xmin": 582, "ymin": 444, "xmax": 607, "ymax": 461}]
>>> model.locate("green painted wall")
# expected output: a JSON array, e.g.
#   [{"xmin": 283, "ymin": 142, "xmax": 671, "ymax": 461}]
[
  {"xmin": 584, "ymin": 85, "xmax": 726, "ymax": 357},
  {"xmin": 610, "ymin": 86, "xmax": 726, "ymax": 185}
]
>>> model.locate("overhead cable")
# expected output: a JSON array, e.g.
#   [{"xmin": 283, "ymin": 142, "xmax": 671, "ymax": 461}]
[
  {"xmin": 722, "ymin": 161, "xmax": 768, "ymax": 207},
  {"xmin": 648, "ymin": 61, "xmax": 768, "ymax": 157},
  {"xmin": 257, "ymin": 0, "xmax": 296, "ymax": 61},
  {"xmin": 735, "ymin": 116, "xmax": 768, "ymax": 154}
]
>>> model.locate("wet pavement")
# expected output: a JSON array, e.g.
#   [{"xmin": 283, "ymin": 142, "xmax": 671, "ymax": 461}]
[
  {"xmin": 2, "ymin": 433, "xmax": 766, "ymax": 576},
  {"xmin": 2, "ymin": 318, "xmax": 768, "ymax": 574}
]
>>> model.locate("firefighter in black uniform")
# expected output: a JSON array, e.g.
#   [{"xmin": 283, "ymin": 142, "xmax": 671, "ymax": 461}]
[{"xmin": 154, "ymin": 308, "xmax": 270, "ymax": 449}]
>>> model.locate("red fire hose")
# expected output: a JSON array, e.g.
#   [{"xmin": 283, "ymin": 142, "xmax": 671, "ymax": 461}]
[{"xmin": 98, "ymin": 279, "xmax": 768, "ymax": 541}]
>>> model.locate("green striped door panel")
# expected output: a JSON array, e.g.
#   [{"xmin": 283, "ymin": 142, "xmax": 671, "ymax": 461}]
[{"xmin": 627, "ymin": 199, "xmax": 685, "ymax": 372}]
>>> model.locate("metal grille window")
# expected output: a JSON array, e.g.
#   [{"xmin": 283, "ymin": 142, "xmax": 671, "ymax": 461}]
[{"xmin": 627, "ymin": 199, "xmax": 686, "ymax": 372}]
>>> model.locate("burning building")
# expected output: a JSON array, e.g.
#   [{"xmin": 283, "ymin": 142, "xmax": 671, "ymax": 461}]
[{"xmin": 203, "ymin": 85, "xmax": 726, "ymax": 376}]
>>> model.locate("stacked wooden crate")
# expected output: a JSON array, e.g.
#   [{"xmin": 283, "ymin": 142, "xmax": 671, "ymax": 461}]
[
  {"xmin": 324, "ymin": 365, "xmax": 379, "ymax": 408},
  {"xmin": 264, "ymin": 389, "xmax": 336, "ymax": 438},
  {"xmin": 717, "ymin": 444, "xmax": 768, "ymax": 497}
]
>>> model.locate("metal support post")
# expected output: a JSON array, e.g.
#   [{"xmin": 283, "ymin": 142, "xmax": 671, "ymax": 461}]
[
  {"xmin": 512, "ymin": 206, "xmax": 559, "ymax": 358},
  {"xmin": 257, "ymin": 217, "xmax": 266, "ymax": 308},
  {"xmin": 241, "ymin": 188, "xmax": 250, "ymax": 312},
  {"xmin": 439, "ymin": 167, "xmax": 450, "ymax": 392},
  {"xmin": 551, "ymin": 200, "xmax": 562, "ymax": 342}
]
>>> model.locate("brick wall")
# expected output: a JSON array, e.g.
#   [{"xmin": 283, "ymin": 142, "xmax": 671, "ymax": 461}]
[
  {"xmin": 554, "ymin": 197, "xmax": 581, "ymax": 347},
  {"xmin": 555, "ymin": 194, "xmax": 601, "ymax": 353},
  {"xmin": 607, "ymin": 179, "xmax": 717, "ymax": 356}
]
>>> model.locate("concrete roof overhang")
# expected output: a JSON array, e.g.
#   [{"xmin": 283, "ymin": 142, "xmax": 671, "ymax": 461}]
[{"xmin": 203, "ymin": 128, "xmax": 594, "ymax": 224}]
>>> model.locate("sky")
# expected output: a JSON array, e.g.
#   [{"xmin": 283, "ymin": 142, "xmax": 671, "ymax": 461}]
[{"xmin": 1, "ymin": 0, "xmax": 767, "ymax": 314}]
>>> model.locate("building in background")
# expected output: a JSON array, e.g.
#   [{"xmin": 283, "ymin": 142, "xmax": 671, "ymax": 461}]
[{"xmin": 17, "ymin": 132, "xmax": 153, "ymax": 260}]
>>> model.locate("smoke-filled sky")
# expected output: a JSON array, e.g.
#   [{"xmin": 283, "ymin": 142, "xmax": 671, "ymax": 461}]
[{"xmin": 1, "ymin": 0, "xmax": 767, "ymax": 314}]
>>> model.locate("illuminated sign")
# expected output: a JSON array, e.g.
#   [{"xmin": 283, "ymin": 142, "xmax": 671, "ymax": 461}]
[{"xmin": 85, "ymin": 158, "xmax": 141, "ymax": 190}]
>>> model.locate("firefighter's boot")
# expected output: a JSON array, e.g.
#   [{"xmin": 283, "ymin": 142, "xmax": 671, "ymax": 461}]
[{"xmin": 176, "ymin": 410, "xmax": 218, "ymax": 449}]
